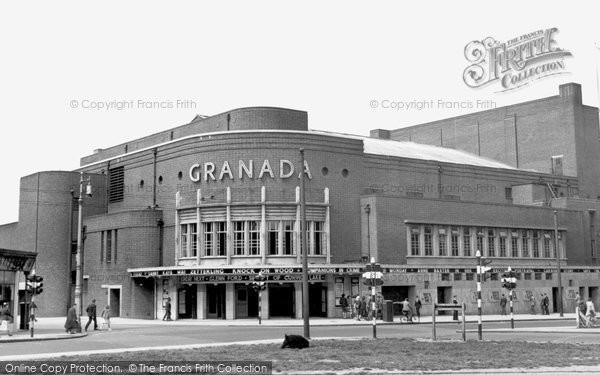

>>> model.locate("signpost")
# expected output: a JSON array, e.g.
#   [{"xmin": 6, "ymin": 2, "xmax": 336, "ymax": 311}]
[
  {"xmin": 363, "ymin": 258, "xmax": 383, "ymax": 339},
  {"xmin": 252, "ymin": 272, "xmax": 267, "ymax": 325}
]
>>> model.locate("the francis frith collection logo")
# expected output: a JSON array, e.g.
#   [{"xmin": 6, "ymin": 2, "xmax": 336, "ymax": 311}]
[{"xmin": 463, "ymin": 27, "xmax": 572, "ymax": 91}]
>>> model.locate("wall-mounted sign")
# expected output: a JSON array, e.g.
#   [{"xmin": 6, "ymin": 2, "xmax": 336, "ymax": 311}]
[{"xmin": 189, "ymin": 159, "xmax": 313, "ymax": 183}]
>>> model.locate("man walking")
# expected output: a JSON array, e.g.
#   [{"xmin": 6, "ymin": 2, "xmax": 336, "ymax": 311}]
[
  {"xmin": 452, "ymin": 296, "xmax": 459, "ymax": 321},
  {"xmin": 414, "ymin": 296, "xmax": 422, "ymax": 322},
  {"xmin": 85, "ymin": 299, "xmax": 98, "ymax": 331},
  {"xmin": 0, "ymin": 302, "xmax": 13, "ymax": 337},
  {"xmin": 163, "ymin": 297, "xmax": 172, "ymax": 321},
  {"xmin": 543, "ymin": 293, "xmax": 550, "ymax": 315},
  {"xmin": 500, "ymin": 294, "xmax": 507, "ymax": 315}
]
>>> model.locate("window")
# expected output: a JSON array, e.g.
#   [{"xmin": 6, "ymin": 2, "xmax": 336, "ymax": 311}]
[
  {"xmin": 267, "ymin": 221, "xmax": 279, "ymax": 255},
  {"xmin": 314, "ymin": 221, "xmax": 325, "ymax": 255},
  {"xmin": 466, "ymin": 273, "xmax": 474, "ymax": 281},
  {"xmin": 100, "ymin": 231, "xmax": 104, "ymax": 263},
  {"xmin": 410, "ymin": 227, "xmax": 420, "ymax": 256},
  {"xmin": 532, "ymin": 231, "xmax": 539, "ymax": 258},
  {"xmin": 441, "ymin": 273, "xmax": 450, "ymax": 281},
  {"xmin": 514, "ymin": 272, "xmax": 521, "ymax": 280},
  {"xmin": 114, "ymin": 229, "xmax": 118, "ymax": 263},
  {"xmin": 544, "ymin": 233, "xmax": 551, "ymax": 257},
  {"xmin": 424, "ymin": 227, "xmax": 433, "ymax": 256},
  {"xmin": 490, "ymin": 273, "xmax": 498, "ymax": 281},
  {"xmin": 524, "ymin": 273, "xmax": 532, "ymax": 280},
  {"xmin": 108, "ymin": 166, "xmax": 125, "ymax": 203},
  {"xmin": 534, "ymin": 273, "xmax": 542, "ymax": 280},
  {"xmin": 521, "ymin": 230, "xmax": 529, "ymax": 257},
  {"xmin": 511, "ymin": 232, "xmax": 519, "ymax": 257},
  {"xmin": 454, "ymin": 273, "xmax": 462, "ymax": 281},
  {"xmin": 216, "ymin": 222, "xmax": 226, "ymax": 256},
  {"xmin": 249, "ymin": 221, "xmax": 260, "ymax": 255},
  {"xmin": 106, "ymin": 230, "xmax": 112, "ymax": 263},
  {"xmin": 451, "ymin": 227, "xmax": 459, "ymax": 256},
  {"xmin": 439, "ymin": 230, "xmax": 447, "ymax": 256},
  {"xmin": 476, "ymin": 229, "xmax": 484, "ymax": 255},
  {"xmin": 233, "ymin": 221, "xmax": 245, "ymax": 255},
  {"xmin": 545, "ymin": 273, "xmax": 553, "ymax": 280},
  {"xmin": 505, "ymin": 187, "xmax": 512, "ymax": 200},
  {"xmin": 282, "ymin": 221, "xmax": 294, "ymax": 255},
  {"xmin": 180, "ymin": 224, "xmax": 197, "ymax": 258},
  {"xmin": 488, "ymin": 229, "xmax": 495, "ymax": 257},
  {"xmin": 204, "ymin": 222, "xmax": 214, "ymax": 256},
  {"xmin": 499, "ymin": 235, "xmax": 506, "ymax": 257},
  {"xmin": 463, "ymin": 228, "xmax": 471, "ymax": 257},
  {"xmin": 590, "ymin": 210, "xmax": 596, "ymax": 258},
  {"xmin": 180, "ymin": 224, "xmax": 188, "ymax": 257},
  {"xmin": 551, "ymin": 155, "xmax": 563, "ymax": 175}
]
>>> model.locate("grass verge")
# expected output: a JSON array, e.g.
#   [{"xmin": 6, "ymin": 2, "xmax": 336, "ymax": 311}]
[{"xmin": 55, "ymin": 338, "xmax": 600, "ymax": 373}]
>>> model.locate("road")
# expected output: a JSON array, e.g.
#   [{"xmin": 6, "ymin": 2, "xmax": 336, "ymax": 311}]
[{"xmin": 1, "ymin": 319, "xmax": 597, "ymax": 359}]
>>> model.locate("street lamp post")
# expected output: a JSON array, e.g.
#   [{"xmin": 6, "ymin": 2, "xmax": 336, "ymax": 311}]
[
  {"xmin": 299, "ymin": 149, "xmax": 310, "ymax": 339},
  {"xmin": 74, "ymin": 172, "xmax": 91, "ymax": 317},
  {"xmin": 554, "ymin": 210, "xmax": 563, "ymax": 317},
  {"xmin": 365, "ymin": 204, "xmax": 371, "ymax": 260}
]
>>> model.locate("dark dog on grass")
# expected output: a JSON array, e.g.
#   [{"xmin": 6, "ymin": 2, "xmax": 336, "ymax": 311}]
[{"xmin": 281, "ymin": 334, "xmax": 309, "ymax": 349}]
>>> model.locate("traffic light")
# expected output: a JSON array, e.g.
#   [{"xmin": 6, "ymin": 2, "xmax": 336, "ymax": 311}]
[
  {"xmin": 26, "ymin": 274, "xmax": 44, "ymax": 295},
  {"xmin": 252, "ymin": 272, "xmax": 266, "ymax": 292},
  {"xmin": 480, "ymin": 258, "xmax": 493, "ymax": 282},
  {"xmin": 501, "ymin": 272, "xmax": 511, "ymax": 289}
]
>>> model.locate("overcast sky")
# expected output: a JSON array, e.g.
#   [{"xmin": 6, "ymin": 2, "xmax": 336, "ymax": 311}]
[{"xmin": 0, "ymin": 1, "xmax": 599, "ymax": 224}]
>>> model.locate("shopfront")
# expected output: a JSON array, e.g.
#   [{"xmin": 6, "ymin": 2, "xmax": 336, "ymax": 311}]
[{"xmin": 0, "ymin": 248, "xmax": 36, "ymax": 332}]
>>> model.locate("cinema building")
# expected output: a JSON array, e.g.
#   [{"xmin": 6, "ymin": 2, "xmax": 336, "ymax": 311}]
[{"xmin": 1, "ymin": 82, "xmax": 600, "ymax": 322}]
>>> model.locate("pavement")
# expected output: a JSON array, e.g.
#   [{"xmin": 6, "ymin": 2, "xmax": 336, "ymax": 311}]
[{"xmin": 1, "ymin": 312, "xmax": 595, "ymax": 342}]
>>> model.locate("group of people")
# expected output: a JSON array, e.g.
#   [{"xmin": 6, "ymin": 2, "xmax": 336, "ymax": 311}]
[
  {"xmin": 528, "ymin": 293, "xmax": 550, "ymax": 315},
  {"xmin": 339, "ymin": 293, "xmax": 423, "ymax": 321},
  {"xmin": 575, "ymin": 292, "xmax": 597, "ymax": 324},
  {"xmin": 64, "ymin": 299, "xmax": 112, "ymax": 334},
  {"xmin": 340, "ymin": 293, "xmax": 384, "ymax": 320}
]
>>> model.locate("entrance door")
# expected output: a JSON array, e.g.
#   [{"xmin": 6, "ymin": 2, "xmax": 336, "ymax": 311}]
[
  {"xmin": 207, "ymin": 284, "xmax": 226, "ymax": 319},
  {"xmin": 178, "ymin": 284, "xmax": 197, "ymax": 319},
  {"xmin": 109, "ymin": 289, "xmax": 121, "ymax": 317},
  {"xmin": 269, "ymin": 284, "xmax": 295, "ymax": 317},
  {"xmin": 382, "ymin": 286, "xmax": 409, "ymax": 315},
  {"xmin": 309, "ymin": 283, "xmax": 327, "ymax": 317},
  {"xmin": 437, "ymin": 287, "xmax": 451, "ymax": 315},
  {"xmin": 235, "ymin": 285, "xmax": 259, "ymax": 319}
]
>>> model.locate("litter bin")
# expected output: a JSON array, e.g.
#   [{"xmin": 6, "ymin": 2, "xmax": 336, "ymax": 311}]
[{"xmin": 382, "ymin": 300, "xmax": 394, "ymax": 322}]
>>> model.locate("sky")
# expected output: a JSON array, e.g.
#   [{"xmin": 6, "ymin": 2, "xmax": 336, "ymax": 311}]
[{"xmin": 0, "ymin": 0, "xmax": 599, "ymax": 224}]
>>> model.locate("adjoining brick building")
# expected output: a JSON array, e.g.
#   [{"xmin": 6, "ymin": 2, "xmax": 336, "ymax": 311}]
[{"xmin": 1, "ymin": 83, "xmax": 599, "ymax": 321}]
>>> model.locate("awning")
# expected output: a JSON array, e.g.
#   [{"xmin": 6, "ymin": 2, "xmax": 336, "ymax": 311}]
[{"xmin": 0, "ymin": 248, "xmax": 37, "ymax": 272}]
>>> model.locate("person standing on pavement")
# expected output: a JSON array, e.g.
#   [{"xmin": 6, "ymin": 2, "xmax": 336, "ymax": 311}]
[
  {"xmin": 452, "ymin": 296, "xmax": 459, "ymax": 321},
  {"xmin": 543, "ymin": 293, "xmax": 550, "ymax": 315},
  {"xmin": 64, "ymin": 303, "xmax": 79, "ymax": 334},
  {"xmin": 575, "ymin": 292, "xmax": 586, "ymax": 315},
  {"xmin": 85, "ymin": 299, "xmax": 98, "ymax": 331},
  {"xmin": 585, "ymin": 298, "xmax": 596, "ymax": 320},
  {"xmin": 340, "ymin": 293, "xmax": 348, "ymax": 319},
  {"xmin": 530, "ymin": 295, "xmax": 536, "ymax": 315},
  {"xmin": 414, "ymin": 296, "xmax": 422, "ymax": 322},
  {"xmin": 0, "ymin": 302, "xmax": 13, "ymax": 337},
  {"xmin": 163, "ymin": 297, "xmax": 172, "ymax": 321},
  {"xmin": 500, "ymin": 294, "xmax": 507, "ymax": 315},
  {"xmin": 101, "ymin": 305, "xmax": 112, "ymax": 331}
]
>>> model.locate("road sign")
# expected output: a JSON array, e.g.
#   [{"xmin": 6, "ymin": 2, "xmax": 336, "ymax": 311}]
[
  {"xmin": 362, "ymin": 272, "xmax": 383, "ymax": 279},
  {"xmin": 364, "ymin": 264, "xmax": 383, "ymax": 273},
  {"xmin": 363, "ymin": 279, "xmax": 384, "ymax": 287}
]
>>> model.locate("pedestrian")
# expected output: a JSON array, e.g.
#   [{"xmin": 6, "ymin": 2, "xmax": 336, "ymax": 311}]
[
  {"xmin": 64, "ymin": 303, "xmax": 80, "ymax": 334},
  {"xmin": 29, "ymin": 298, "xmax": 38, "ymax": 322},
  {"xmin": 85, "ymin": 299, "xmax": 98, "ymax": 331},
  {"xmin": 585, "ymin": 298, "xmax": 596, "ymax": 320},
  {"xmin": 354, "ymin": 295, "xmax": 361, "ymax": 321},
  {"xmin": 530, "ymin": 295, "xmax": 536, "ymax": 315},
  {"xmin": 452, "ymin": 296, "xmax": 458, "ymax": 321},
  {"xmin": 500, "ymin": 294, "xmax": 507, "ymax": 315},
  {"xmin": 543, "ymin": 293, "xmax": 550, "ymax": 315},
  {"xmin": 340, "ymin": 293, "xmax": 348, "ymax": 319},
  {"xmin": 163, "ymin": 297, "xmax": 172, "ymax": 321},
  {"xmin": 0, "ymin": 302, "xmax": 13, "ymax": 337},
  {"xmin": 575, "ymin": 292, "xmax": 587, "ymax": 315},
  {"xmin": 100, "ymin": 305, "xmax": 112, "ymax": 331},
  {"xmin": 414, "ymin": 296, "xmax": 422, "ymax": 322}
]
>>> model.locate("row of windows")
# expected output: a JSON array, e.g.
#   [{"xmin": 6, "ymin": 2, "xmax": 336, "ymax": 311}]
[
  {"xmin": 441, "ymin": 272, "xmax": 553, "ymax": 281},
  {"xmin": 180, "ymin": 221, "xmax": 326, "ymax": 258},
  {"xmin": 100, "ymin": 230, "xmax": 118, "ymax": 264},
  {"xmin": 409, "ymin": 225, "xmax": 563, "ymax": 258}
]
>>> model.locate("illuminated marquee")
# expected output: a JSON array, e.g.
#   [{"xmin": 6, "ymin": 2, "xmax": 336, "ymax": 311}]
[{"xmin": 189, "ymin": 159, "xmax": 313, "ymax": 183}]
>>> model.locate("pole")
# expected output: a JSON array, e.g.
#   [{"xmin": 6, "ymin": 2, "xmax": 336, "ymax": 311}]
[
  {"xmin": 509, "ymin": 289, "xmax": 514, "ymax": 329},
  {"xmin": 554, "ymin": 210, "xmax": 563, "ymax": 317},
  {"xmin": 300, "ymin": 149, "xmax": 310, "ymax": 339},
  {"xmin": 432, "ymin": 304, "xmax": 436, "ymax": 340},
  {"xmin": 476, "ymin": 250, "xmax": 482, "ymax": 340},
  {"xmin": 461, "ymin": 302, "xmax": 466, "ymax": 342},
  {"xmin": 371, "ymin": 257, "xmax": 376, "ymax": 339},
  {"xmin": 258, "ymin": 290, "xmax": 262, "ymax": 325},
  {"xmin": 75, "ymin": 172, "xmax": 84, "ymax": 318},
  {"xmin": 365, "ymin": 205, "xmax": 371, "ymax": 260}
]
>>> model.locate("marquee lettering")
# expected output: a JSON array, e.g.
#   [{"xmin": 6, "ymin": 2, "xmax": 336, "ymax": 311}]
[{"xmin": 189, "ymin": 159, "xmax": 313, "ymax": 183}]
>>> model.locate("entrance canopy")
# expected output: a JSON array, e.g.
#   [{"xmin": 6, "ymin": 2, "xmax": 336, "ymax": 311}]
[{"xmin": 0, "ymin": 248, "xmax": 36, "ymax": 272}]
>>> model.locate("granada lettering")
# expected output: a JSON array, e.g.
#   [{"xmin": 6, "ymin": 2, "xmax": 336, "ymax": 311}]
[{"xmin": 189, "ymin": 159, "xmax": 312, "ymax": 183}]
